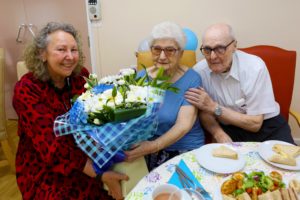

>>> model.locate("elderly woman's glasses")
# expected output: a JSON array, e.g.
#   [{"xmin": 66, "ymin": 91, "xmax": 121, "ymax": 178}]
[
  {"xmin": 200, "ymin": 40, "xmax": 235, "ymax": 56},
  {"xmin": 151, "ymin": 46, "xmax": 179, "ymax": 57}
]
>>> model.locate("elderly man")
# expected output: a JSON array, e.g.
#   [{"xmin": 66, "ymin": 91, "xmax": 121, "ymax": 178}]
[{"xmin": 185, "ymin": 23, "xmax": 294, "ymax": 144}]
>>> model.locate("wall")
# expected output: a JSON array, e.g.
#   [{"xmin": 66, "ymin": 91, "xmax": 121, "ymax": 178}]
[
  {"xmin": 0, "ymin": 0, "xmax": 90, "ymax": 118},
  {"xmin": 88, "ymin": 0, "xmax": 300, "ymax": 137}
]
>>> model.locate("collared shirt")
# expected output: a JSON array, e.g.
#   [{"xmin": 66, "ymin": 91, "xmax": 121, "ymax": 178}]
[{"xmin": 194, "ymin": 50, "xmax": 279, "ymax": 119}]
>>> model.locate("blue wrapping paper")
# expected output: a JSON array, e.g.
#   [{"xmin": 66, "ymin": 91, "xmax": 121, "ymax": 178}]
[
  {"xmin": 168, "ymin": 159, "xmax": 212, "ymax": 200},
  {"xmin": 54, "ymin": 101, "xmax": 162, "ymax": 169}
]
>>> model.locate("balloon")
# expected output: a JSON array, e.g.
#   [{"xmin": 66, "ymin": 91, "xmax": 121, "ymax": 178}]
[
  {"xmin": 183, "ymin": 28, "xmax": 198, "ymax": 51},
  {"xmin": 137, "ymin": 38, "xmax": 151, "ymax": 52}
]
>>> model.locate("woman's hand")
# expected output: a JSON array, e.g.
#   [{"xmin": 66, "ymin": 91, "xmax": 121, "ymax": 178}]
[
  {"xmin": 124, "ymin": 141, "xmax": 157, "ymax": 162},
  {"xmin": 102, "ymin": 171, "xmax": 129, "ymax": 200}
]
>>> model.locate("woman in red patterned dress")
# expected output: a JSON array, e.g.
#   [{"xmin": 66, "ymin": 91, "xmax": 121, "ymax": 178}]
[{"xmin": 13, "ymin": 22, "xmax": 128, "ymax": 200}]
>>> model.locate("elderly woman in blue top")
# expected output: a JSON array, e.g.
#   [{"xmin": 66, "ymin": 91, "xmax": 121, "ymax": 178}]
[{"xmin": 125, "ymin": 21, "xmax": 205, "ymax": 170}]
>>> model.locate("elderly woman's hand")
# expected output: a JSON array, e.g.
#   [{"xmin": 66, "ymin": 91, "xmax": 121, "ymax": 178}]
[
  {"xmin": 185, "ymin": 87, "xmax": 216, "ymax": 113},
  {"xmin": 124, "ymin": 141, "xmax": 157, "ymax": 162},
  {"xmin": 101, "ymin": 171, "xmax": 129, "ymax": 200}
]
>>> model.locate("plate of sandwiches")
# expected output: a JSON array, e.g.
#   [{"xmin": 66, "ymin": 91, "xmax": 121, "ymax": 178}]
[
  {"xmin": 214, "ymin": 170, "xmax": 300, "ymax": 200},
  {"xmin": 194, "ymin": 143, "xmax": 246, "ymax": 174},
  {"xmin": 258, "ymin": 140, "xmax": 300, "ymax": 170}
]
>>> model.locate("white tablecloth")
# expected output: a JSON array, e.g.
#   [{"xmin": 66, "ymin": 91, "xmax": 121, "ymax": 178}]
[{"xmin": 126, "ymin": 142, "xmax": 300, "ymax": 200}]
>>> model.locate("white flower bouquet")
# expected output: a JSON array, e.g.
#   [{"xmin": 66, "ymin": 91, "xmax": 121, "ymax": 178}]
[{"xmin": 54, "ymin": 67, "xmax": 178, "ymax": 169}]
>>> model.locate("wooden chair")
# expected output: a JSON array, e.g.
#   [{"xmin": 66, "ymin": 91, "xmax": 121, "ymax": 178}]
[
  {"xmin": 0, "ymin": 48, "xmax": 16, "ymax": 172},
  {"xmin": 239, "ymin": 45, "xmax": 299, "ymax": 127}
]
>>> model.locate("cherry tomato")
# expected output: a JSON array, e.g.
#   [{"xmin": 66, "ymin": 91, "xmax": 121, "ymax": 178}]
[{"xmin": 246, "ymin": 188, "xmax": 252, "ymax": 194}]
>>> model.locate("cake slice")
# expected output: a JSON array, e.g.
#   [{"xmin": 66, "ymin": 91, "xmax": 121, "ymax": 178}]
[{"xmin": 212, "ymin": 145, "xmax": 238, "ymax": 160}]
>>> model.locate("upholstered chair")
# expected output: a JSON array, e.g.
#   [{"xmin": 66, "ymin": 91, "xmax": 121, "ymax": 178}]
[
  {"xmin": 239, "ymin": 45, "xmax": 299, "ymax": 126},
  {"xmin": 136, "ymin": 50, "xmax": 196, "ymax": 70}
]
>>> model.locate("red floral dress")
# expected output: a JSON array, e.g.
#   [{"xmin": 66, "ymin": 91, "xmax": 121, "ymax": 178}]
[{"xmin": 13, "ymin": 68, "xmax": 113, "ymax": 200}]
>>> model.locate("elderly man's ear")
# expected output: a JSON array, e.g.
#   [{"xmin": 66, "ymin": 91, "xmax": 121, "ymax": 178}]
[
  {"xmin": 234, "ymin": 40, "xmax": 237, "ymax": 47},
  {"xmin": 233, "ymin": 40, "xmax": 238, "ymax": 52}
]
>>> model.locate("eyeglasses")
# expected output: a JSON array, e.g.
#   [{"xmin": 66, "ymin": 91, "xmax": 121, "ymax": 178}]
[
  {"xmin": 200, "ymin": 40, "xmax": 235, "ymax": 56},
  {"xmin": 151, "ymin": 46, "xmax": 179, "ymax": 57}
]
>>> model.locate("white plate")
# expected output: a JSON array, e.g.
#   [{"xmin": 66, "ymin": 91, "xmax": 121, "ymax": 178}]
[
  {"xmin": 258, "ymin": 140, "xmax": 300, "ymax": 170},
  {"xmin": 194, "ymin": 143, "xmax": 246, "ymax": 174}
]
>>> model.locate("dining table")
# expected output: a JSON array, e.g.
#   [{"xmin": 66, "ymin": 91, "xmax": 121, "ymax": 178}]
[{"xmin": 125, "ymin": 142, "xmax": 300, "ymax": 200}]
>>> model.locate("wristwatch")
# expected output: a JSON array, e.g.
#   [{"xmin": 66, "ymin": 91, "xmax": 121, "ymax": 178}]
[{"xmin": 214, "ymin": 104, "xmax": 222, "ymax": 116}]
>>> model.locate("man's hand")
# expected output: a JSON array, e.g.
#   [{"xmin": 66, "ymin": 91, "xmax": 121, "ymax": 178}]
[
  {"xmin": 102, "ymin": 171, "xmax": 129, "ymax": 200},
  {"xmin": 213, "ymin": 132, "xmax": 233, "ymax": 143},
  {"xmin": 185, "ymin": 87, "xmax": 217, "ymax": 113}
]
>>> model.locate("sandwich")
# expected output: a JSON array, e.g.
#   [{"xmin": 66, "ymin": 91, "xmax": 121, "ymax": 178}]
[
  {"xmin": 236, "ymin": 192, "xmax": 251, "ymax": 200},
  {"xmin": 270, "ymin": 189, "xmax": 283, "ymax": 200},
  {"xmin": 268, "ymin": 153, "xmax": 296, "ymax": 166},
  {"xmin": 273, "ymin": 144, "xmax": 300, "ymax": 158},
  {"xmin": 288, "ymin": 187, "xmax": 298, "ymax": 200},
  {"xmin": 289, "ymin": 179, "xmax": 300, "ymax": 193},
  {"xmin": 281, "ymin": 188, "xmax": 291, "ymax": 200},
  {"xmin": 212, "ymin": 145, "xmax": 238, "ymax": 160},
  {"xmin": 222, "ymin": 194, "xmax": 236, "ymax": 200},
  {"xmin": 258, "ymin": 191, "xmax": 273, "ymax": 200}
]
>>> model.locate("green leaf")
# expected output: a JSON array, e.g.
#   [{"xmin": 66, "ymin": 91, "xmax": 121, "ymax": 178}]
[
  {"xmin": 71, "ymin": 94, "xmax": 79, "ymax": 104},
  {"xmin": 156, "ymin": 67, "xmax": 164, "ymax": 78},
  {"xmin": 112, "ymin": 86, "xmax": 117, "ymax": 97},
  {"xmin": 136, "ymin": 76, "xmax": 146, "ymax": 86}
]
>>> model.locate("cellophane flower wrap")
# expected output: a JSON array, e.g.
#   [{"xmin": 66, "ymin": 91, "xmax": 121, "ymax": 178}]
[{"xmin": 54, "ymin": 67, "xmax": 178, "ymax": 169}]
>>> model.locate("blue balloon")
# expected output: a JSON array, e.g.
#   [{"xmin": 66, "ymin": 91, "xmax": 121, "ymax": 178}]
[{"xmin": 183, "ymin": 28, "xmax": 198, "ymax": 51}]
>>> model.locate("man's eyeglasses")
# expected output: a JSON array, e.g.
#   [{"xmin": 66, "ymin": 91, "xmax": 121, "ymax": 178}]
[
  {"xmin": 200, "ymin": 40, "xmax": 235, "ymax": 56},
  {"xmin": 151, "ymin": 46, "xmax": 179, "ymax": 57}
]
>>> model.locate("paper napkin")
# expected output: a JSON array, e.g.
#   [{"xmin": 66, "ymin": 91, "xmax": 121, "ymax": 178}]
[{"xmin": 168, "ymin": 159, "xmax": 212, "ymax": 200}]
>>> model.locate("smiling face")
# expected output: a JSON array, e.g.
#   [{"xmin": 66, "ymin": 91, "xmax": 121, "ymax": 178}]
[
  {"xmin": 202, "ymin": 24, "xmax": 237, "ymax": 74},
  {"xmin": 42, "ymin": 30, "xmax": 79, "ymax": 83},
  {"xmin": 151, "ymin": 39, "xmax": 183, "ymax": 72}
]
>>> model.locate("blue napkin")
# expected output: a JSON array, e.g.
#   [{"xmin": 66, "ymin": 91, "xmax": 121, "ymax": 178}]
[{"xmin": 168, "ymin": 159, "xmax": 212, "ymax": 200}]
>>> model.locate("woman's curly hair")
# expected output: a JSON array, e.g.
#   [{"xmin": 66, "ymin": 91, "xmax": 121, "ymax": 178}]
[{"xmin": 23, "ymin": 22, "xmax": 85, "ymax": 81}]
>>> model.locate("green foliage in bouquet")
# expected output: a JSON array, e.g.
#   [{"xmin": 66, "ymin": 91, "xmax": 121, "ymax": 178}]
[
  {"xmin": 79, "ymin": 66, "xmax": 178, "ymax": 125},
  {"xmin": 135, "ymin": 64, "xmax": 179, "ymax": 93}
]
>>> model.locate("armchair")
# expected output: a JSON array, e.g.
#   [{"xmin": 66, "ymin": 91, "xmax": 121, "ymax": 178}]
[
  {"xmin": 239, "ymin": 45, "xmax": 300, "ymax": 128},
  {"xmin": 136, "ymin": 50, "xmax": 196, "ymax": 70},
  {"xmin": 136, "ymin": 27, "xmax": 198, "ymax": 70}
]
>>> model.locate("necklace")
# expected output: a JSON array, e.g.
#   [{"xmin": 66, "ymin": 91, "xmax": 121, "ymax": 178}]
[
  {"xmin": 50, "ymin": 77, "xmax": 72, "ymax": 111},
  {"xmin": 177, "ymin": 66, "xmax": 186, "ymax": 73}
]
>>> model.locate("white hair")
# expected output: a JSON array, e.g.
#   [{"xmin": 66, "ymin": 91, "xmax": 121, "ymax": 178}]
[{"xmin": 149, "ymin": 21, "xmax": 186, "ymax": 49}]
